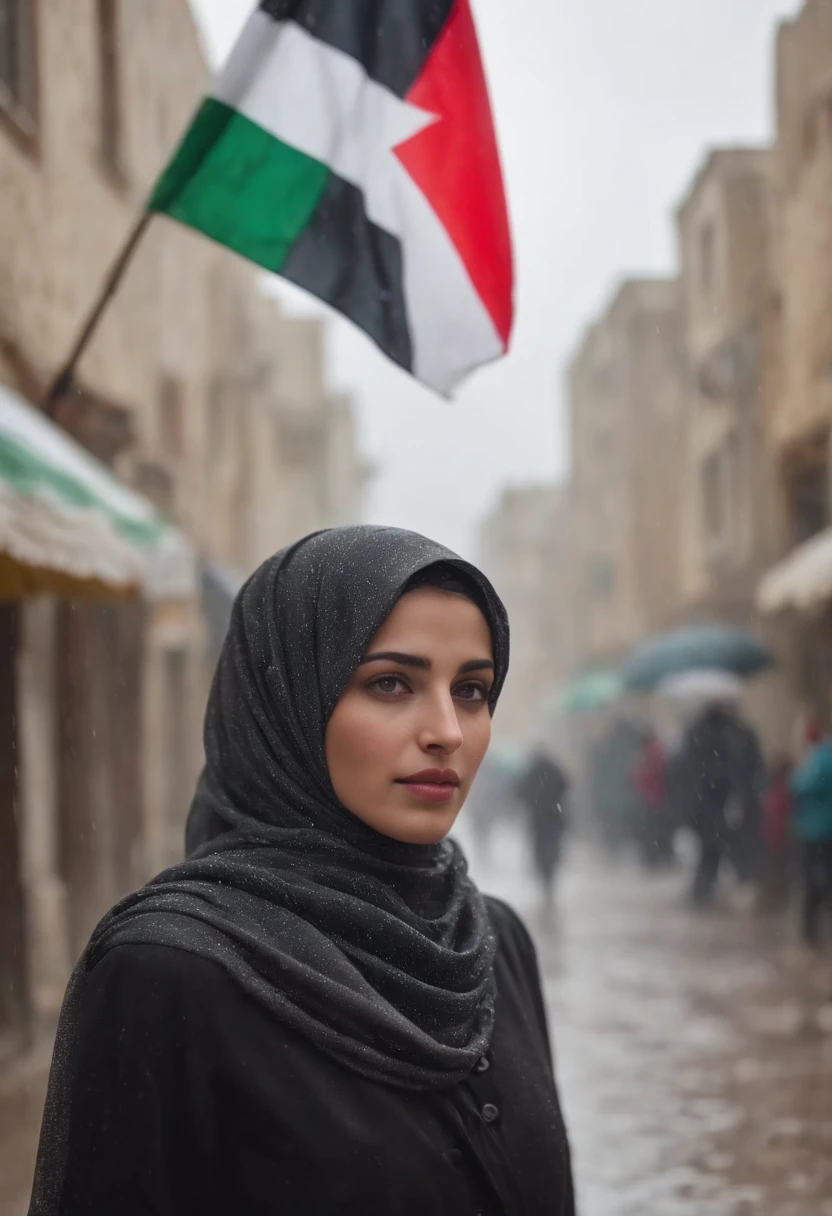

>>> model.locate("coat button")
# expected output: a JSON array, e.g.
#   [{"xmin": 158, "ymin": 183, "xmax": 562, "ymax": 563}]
[
  {"xmin": 481, "ymin": 1102, "xmax": 500, "ymax": 1124},
  {"xmin": 475, "ymin": 1055, "xmax": 490, "ymax": 1073}
]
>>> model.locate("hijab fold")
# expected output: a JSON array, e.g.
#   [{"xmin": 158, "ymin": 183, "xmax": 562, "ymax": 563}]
[{"xmin": 31, "ymin": 527, "xmax": 510, "ymax": 1212}]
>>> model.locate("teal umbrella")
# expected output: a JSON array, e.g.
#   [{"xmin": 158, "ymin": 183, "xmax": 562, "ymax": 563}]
[
  {"xmin": 559, "ymin": 671, "xmax": 622, "ymax": 714},
  {"xmin": 621, "ymin": 625, "xmax": 772, "ymax": 692}
]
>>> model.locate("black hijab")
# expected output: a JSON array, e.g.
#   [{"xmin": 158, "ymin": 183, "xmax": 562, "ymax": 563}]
[{"xmin": 31, "ymin": 528, "xmax": 510, "ymax": 1211}]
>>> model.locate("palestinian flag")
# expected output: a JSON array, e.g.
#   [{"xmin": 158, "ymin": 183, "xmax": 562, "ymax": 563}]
[{"xmin": 149, "ymin": 0, "xmax": 513, "ymax": 395}]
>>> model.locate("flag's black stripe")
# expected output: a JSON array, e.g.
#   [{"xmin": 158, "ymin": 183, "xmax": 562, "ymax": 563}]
[
  {"xmin": 280, "ymin": 174, "xmax": 413, "ymax": 374},
  {"xmin": 259, "ymin": 0, "xmax": 454, "ymax": 98}
]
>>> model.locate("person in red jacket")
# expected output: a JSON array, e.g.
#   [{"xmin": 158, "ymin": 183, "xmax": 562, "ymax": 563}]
[{"xmin": 632, "ymin": 734, "xmax": 675, "ymax": 867}]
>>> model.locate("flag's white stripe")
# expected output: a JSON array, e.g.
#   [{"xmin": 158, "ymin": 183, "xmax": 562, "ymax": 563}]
[
  {"xmin": 214, "ymin": 10, "xmax": 503, "ymax": 394},
  {"xmin": 214, "ymin": 14, "xmax": 434, "ymax": 239},
  {"xmin": 391, "ymin": 158, "xmax": 504, "ymax": 393}
]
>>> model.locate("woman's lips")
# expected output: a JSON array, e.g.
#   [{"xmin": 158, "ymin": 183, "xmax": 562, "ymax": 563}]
[
  {"xmin": 395, "ymin": 769, "xmax": 460, "ymax": 805},
  {"xmin": 399, "ymin": 781, "xmax": 458, "ymax": 804}
]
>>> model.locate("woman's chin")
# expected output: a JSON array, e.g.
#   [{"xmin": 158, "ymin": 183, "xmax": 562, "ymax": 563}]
[{"xmin": 361, "ymin": 804, "xmax": 461, "ymax": 846}]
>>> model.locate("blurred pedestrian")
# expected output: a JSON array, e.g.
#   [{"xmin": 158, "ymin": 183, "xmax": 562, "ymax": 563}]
[
  {"xmin": 790, "ymin": 726, "xmax": 832, "ymax": 948},
  {"xmin": 725, "ymin": 712, "xmax": 765, "ymax": 885},
  {"xmin": 678, "ymin": 701, "xmax": 763, "ymax": 906},
  {"xmin": 632, "ymin": 732, "xmax": 675, "ymax": 867},
  {"xmin": 516, "ymin": 747, "xmax": 570, "ymax": 909},
  {"xmin": 589, "ymin": 716, "xmax": 647, "ymax": 856},
  {"xmin": 30, "ymin": 528, "xmax": 575, "ymax": 1216}
]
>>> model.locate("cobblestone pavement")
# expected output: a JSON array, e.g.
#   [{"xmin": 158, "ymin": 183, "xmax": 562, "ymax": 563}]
[
  {"xmin": 3, "ymin": 832, "xmax": 832, "ymax": 1215},
  {"xmin": 470, "ymin": 829, "xmax": 832, "ymax": 1216}
]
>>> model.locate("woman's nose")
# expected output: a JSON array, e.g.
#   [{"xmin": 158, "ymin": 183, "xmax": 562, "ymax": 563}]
[{"xmin": 419, "ymin": 693, "xmax": 464, "ymax": 755}]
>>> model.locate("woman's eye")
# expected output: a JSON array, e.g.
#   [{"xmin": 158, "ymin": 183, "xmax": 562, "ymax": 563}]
[
  {"xmin": 454, "ymin": 681, "xmax": 488, "ymax": 704},
  {"xmin": 368, "ymin": 675, "xmax": 409, "ymax": 696}
]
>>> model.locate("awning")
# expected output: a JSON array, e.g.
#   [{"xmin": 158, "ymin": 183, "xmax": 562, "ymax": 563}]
[
  {"xmin": 757, "ymin": 528, "xmax": 832, "ymax": 615},
  {"xmin": 0, "ymin": 382, "xmax": 197, "ymax": 601}
]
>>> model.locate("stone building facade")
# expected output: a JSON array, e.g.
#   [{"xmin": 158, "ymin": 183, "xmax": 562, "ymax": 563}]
[
  {"xmin": 674, "ymin": 147, "xmax": 793, "ymax": 748},
  {"xmin": 675, "ymin": 148, "xmax": 777, "ymax": 616},
  {"xmin": 0, "ymin": 0, "xmax": 220, "ymax": 1052},
  {"xmin": 204, "ymin": 281, "xmax": 370, "ymax": 573},
  {"xmin": 0, "ymin": 0, "xmax": 366, "ymax": 1067},
  {"xmin": 566, "ymin": 279, "xmax": 686, "ymax": 670},
  {"xmin": 760, "ymin": 0, "xmax": 832, "ymax": 725}
]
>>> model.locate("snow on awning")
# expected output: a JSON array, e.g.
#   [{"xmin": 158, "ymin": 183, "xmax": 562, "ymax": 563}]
[
  {"xmin": 0, "ymin": 382, "xmax": 197, "ymax": 601},
  {"xmin": 756, "ymin": 527, "xmax": 832, "ymax": 615}
]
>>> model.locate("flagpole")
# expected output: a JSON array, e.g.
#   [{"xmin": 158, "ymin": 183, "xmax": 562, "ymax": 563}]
[{"xmin": 43, "ymin": 211, "xmax": 153, "ymax": 417}]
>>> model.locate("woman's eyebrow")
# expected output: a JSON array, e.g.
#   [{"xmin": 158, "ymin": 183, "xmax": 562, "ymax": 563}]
[
  {"xmin": 458, "ymin": 659, "xmax": 495, "ymax": 674},
  {"xmin": 360, "ymin": 650, "xmax": 431, "ymax": 669}
]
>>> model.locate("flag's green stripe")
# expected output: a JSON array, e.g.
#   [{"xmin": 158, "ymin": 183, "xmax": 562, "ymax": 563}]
[{"xmin": 149, "ymin": 99, "xmax": 329, "ymax": 273}]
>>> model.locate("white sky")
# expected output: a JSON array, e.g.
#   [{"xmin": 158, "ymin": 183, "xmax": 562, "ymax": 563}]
[{"xmin": 188, "ymin": 0, "xmax": 802, "ymax": 557}]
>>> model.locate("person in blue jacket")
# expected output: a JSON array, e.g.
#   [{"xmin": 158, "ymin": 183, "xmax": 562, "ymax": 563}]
[{"xmin": 790, "ymin": 725, "xmax": 832, "ymax": 947}]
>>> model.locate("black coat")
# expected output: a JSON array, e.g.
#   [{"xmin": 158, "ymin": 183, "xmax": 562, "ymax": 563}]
[
  {"xmin": 515, "ymin": 755, "xmax": 570, "ymax": 879},
  {"xmin": 678, "ymin": 707, "xmax": 763, "ymax": 846},
  {"xmin": 42, "ymin": 897, "xmax": 575, "ymax": 1216}
]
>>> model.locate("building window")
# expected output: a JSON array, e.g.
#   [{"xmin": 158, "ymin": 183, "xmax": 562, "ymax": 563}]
[
  {"xmin": 0, "ymin": 0, "xmax": 35, "ymax": 132},
  {"xmin": 698, "ymin": 221, "xmax": 715, "ymax": 296},
  {"xmin": 158, "ymin": 374, "xmax": 185, "ymax": 459},
  {"xmin": 97, "ymin": 0, "xmax": 123, "ymax": 175}
]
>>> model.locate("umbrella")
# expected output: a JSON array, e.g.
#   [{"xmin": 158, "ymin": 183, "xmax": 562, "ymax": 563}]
[
  {"xmin": 657, "ymin": 668, "xmax": 743, "ymax": 703},
  {"xmin": 621, "ymin": 624, "xmax": 772, "ymax": 692},
  {"xmin": 558, "ymin": 671, "xmax": 622, "ymax": 714}
]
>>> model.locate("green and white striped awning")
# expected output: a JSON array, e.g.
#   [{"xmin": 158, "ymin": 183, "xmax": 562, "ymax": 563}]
[{"xmin": 0, "ymin": 382, "xmax": 197, "ymax": 600}]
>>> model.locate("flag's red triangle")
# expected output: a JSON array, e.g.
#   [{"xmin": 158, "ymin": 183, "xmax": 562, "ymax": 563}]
[{"xmin": 395, "ymin": 0, "xmax": 513, "ymax": 348}]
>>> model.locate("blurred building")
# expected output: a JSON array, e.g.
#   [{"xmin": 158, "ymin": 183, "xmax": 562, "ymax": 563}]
[
  {"xmin": 566, "ymin": 279, "xmax": 686, "ymax": 669},
  {"xmin": 478, "ymin": 484, "xmax": 566, "ymax": 741},
  {"xmin": 203, "ymin": 285, "xmax": 369, "ymax": 578},
  {"xmin": 673, "ymin": 148, "xmax": 792, "ymax": 748},
  {"xmin": 0, "ymin": 0, "xmax": 366, "ymax": 1068},
  {"xmin": 475, "ymin": 0, "xmax": 832, "ymax": 761},
  {"xmin": 537, "ymin": 485, "xmax": 576, "ymax": 698},
  {"xmin": 675, "ymin": 148, "xmax": 776, "ymax": 617},
  {"xmin": 0, "ymin": 0, "xmax": 217, "ymax": 1051},
  {"xmin": 754, "ymin": 0, "xmax": 832, "ymax": 728}
]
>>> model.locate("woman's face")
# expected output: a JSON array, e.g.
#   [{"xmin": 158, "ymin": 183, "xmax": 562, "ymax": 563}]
[{"xmin": 325, "ymin": 586, "xmax": 495, "ymax": 845}]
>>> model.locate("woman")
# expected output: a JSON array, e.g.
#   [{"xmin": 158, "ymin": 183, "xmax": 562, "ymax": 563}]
[{"xmin": 30, "ymin": 526, "xmax": 574, "ymax": 1216}]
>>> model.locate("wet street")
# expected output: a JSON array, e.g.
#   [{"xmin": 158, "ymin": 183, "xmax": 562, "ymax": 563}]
[
  {"xmin": 3, "ymin": 834, "xmax": 832, "ymax": 1215},
  {"xmin": 471, "ymin": 830, "xmax": 832, "ymax": 1216}
]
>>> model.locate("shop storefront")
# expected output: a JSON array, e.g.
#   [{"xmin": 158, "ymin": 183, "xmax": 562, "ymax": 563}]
[{"xmin": 0, "ymin": 383, "xmax": 197, "ymax": 1046}]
